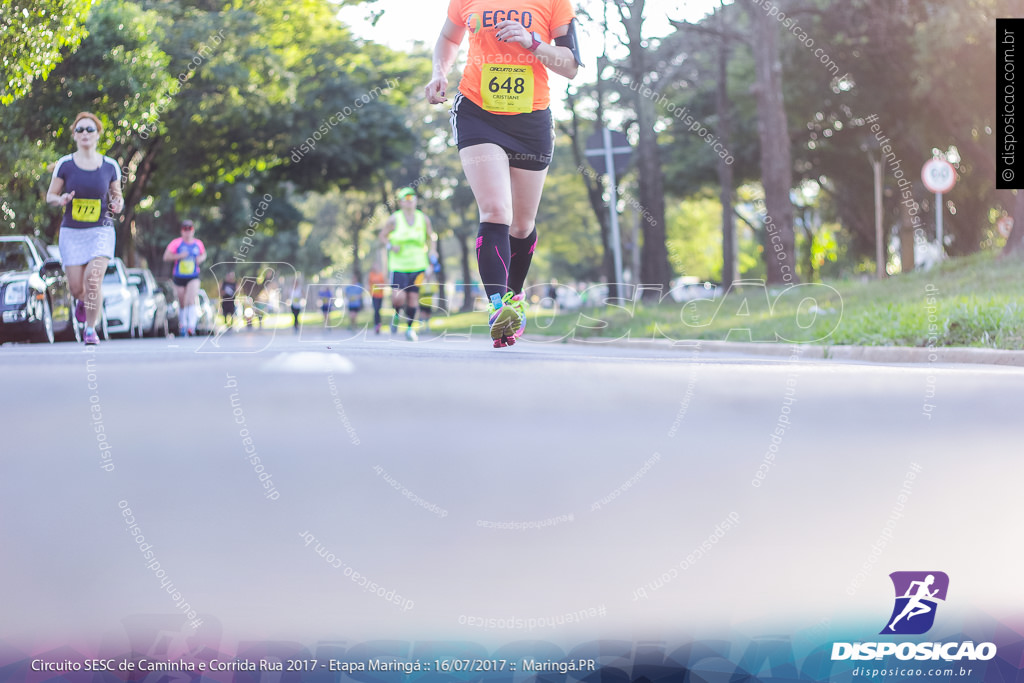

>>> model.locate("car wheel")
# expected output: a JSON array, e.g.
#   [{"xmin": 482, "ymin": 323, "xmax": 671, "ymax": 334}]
[
  {"xmin": 57, "ymin": 299, "xmax": 81, "ymax": 342},
  {"xmin": 68, "ymin": 315, "xmax": 83, "ymax": 343},
  {"xmin": 32, "ymin": 298, "xmax": 55, "ymax": 344},
  {"xmin": 160, "ymin": 312, "xmax": 169, "ymax": 337}
]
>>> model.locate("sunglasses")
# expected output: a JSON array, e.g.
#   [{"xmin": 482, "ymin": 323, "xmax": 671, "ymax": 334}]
[{"xmin": 74, "ymin": 126, "xmax": 97, "ymax": 134}]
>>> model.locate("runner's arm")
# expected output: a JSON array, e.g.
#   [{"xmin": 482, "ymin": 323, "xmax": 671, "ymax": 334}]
[
  {"xmin": 426, "ymin": 19, "xmax": 466, "ymax": 104},
  {"xmin": 163, "ymin": 241, "xmax": 184, "ymax": 262},
  {"xmin": 498, "ymin": 22, "xmax": 577, "ymax": 80},
  {"xmin": 45, "ymin": 176, "xmax": 73, "ymax": 206},
  {"xmin": 378, "ymin": 215, "xmax": 396, "ymax": 249},
  {"xmin": 108, "ymin": 178, "xmax": 124, "ymax": 213},
  {"xmin": 425, "ymin": 216, "xmax": 439, "ymax": 261}
]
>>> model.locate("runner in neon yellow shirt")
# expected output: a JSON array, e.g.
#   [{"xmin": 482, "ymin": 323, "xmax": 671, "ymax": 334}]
[{"xmin": 377, "ymin": 187, "xmax": 437, "ymax": 341}]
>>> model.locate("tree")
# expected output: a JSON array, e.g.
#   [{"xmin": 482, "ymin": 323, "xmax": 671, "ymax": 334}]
[
  {"xmin": 610, "ymin": 0, "xmax": 671, "ymax": 295},
  {"xmin": 561, "ymin": 86, "xmax": 616, "ymax": 292},
  {"xmin": 667, "ymin": 1, "xmax": 755, "ymax": 285},
  {"xmin": 0, "ymin": 0, "xmax": 95, "ymax": 105},
  {"xmin": 1, "ymin": 0, "xmax": 173, "ymax": 240},
  {"xmin": 741, "ymin": 0, "xmax": 797, "ymax": 284}
]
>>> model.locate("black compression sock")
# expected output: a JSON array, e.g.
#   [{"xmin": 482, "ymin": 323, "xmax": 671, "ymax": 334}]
[
  {"xmin": 508, "ymin": 228, "xmax": 537, "ymax": 295},
  {"xmin": 476, "ymin": 222, "xmax": 511, "ymax": 300}
]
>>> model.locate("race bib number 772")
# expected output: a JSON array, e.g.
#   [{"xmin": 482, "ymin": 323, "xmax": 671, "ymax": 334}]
[{"xmin": 71, "ymin": 198, "xmax": 101, "ymax": 223}]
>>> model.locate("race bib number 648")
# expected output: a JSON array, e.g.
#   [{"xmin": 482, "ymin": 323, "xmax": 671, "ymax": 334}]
[{"xmin": 481, "ymin": 64, "xmax": 534, "ymax": 114}]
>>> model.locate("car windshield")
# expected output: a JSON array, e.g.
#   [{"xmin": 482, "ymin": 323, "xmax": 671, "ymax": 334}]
[
  {"xmin": 129, "ymin": 275, "xmax": 147, "ymax": 292},
  {"xmin": 0, "ymin": 242, "xmax": 33, "ymax": 273}
]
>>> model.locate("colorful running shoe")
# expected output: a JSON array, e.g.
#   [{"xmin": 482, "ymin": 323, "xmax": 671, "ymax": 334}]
[
  {"xmin": 74, "ymin": 299, "xmax": 87, "ymax": 323},
  {"xmin": 405, "ymin": 327, "xmax": 418, "ymax": 341},
  {"xmin": 83, "ymin": 328, "xmax": 100, "ymax": 345},
  {"xmin": 487, "ymin": 292, "xmax": 521, "ymax": 348},
  {"xmin": 509, "ymin": 292, "xmax": 527, "ymax": 338}
]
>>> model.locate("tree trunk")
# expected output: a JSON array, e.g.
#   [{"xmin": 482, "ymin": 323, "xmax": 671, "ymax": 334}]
[
  {"xmin": 564, "ymin": 88, "xmax": 616, "ymax": 297},
  {"xmin": 745, "ymin": 0, "xmax": 797, "ymax": 284},
  {"xmin": 716, "ymin": 18, "xmax": 736, "ymax": 286},
  {"xmin": 617, "ymin": 0, "xmax": 670, "ymax": 296},
  {"xmin": 899, "ymin": 208, "xmax": 916, "ymax": 273},
  {"xmin": 117, "ymin": 138, "xmax": 161, "ymax": 267},
  {"xmin": 801, "ymin": 208, "xmax": 815, "ymax": 282}
]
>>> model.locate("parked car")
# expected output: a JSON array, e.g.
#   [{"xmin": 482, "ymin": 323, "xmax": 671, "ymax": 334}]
[
  {"xmin": 668, "ymin": 278, "xmax": 721, "ymax": 302},
  {"xmin": 195, "ymin": 289, "xmax": 216, "ymax": 335},
  {"xmin": 0, "ymin": 235, "xmax": 77, "ymax": 344},
  {"xmin": 158, "ymin": 280, "xmax": 181, "ymax": 336},
  {"xmin": 102, "ymin": 257, "xmax": 142, "ymax": 338},
  {"xmin": 127, "ymin": 267, "xmax": 168, "ymax": 337}
]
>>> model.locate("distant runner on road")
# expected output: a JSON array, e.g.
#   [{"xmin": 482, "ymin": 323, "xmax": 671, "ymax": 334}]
[
  {"xmin": 163, "ymin": 219, "xmax": 206, "ymax": 337},
  {"xmin": 377, "ymin": 187, "xmax": 437, "ymax": 341}
]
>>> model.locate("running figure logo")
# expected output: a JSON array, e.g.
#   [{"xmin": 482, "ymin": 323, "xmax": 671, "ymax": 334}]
[{"xmin": 880, "ymin": 571, "xmax": 949, "ymax": 635}]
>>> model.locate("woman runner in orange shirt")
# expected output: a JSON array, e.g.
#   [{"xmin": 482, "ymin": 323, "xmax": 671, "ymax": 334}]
[{"xmin": 425, "ymin": 0, "xmax": 582, "ymax": 348}]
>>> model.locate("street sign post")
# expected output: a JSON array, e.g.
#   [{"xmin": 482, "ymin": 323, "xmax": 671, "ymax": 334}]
[
  {"xmin": 585, "ymin": 128, "xmax": 632, "ymax": 295},
  {"xmin": 921, "ymin": 158, "xmax": 956, "ymax": 258}
]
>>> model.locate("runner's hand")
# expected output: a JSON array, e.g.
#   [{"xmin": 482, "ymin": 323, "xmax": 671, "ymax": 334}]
[
  {"xmin": 60, "ymin": 191, "xmax": 75, "ymax": 206},
  {"xmin": 495, "ymin": 20, "xmax": 531, "ymax": 49},
  {"xmin": 425, "ymin": 75, "xmax": 448, "ymax": 104}
]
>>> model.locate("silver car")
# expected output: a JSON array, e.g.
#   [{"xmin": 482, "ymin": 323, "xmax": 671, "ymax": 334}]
[
  {"xmin": 102, "ymin": 258, "xmax": 142, "ymax": 338},
  {"xmin": 127, "ymin": 267, "xmax": 169, "ymax": 337}
]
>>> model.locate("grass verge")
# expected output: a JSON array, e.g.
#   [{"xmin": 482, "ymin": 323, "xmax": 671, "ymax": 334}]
[{"xmin": 428, "ymin": 252, "xmax": 1024, "ymax": 350}]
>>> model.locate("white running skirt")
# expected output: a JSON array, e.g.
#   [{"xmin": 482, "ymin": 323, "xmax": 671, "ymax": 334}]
[{"xmin": 58, "ymin": 226, "xmax": 115, "ymax": 266}]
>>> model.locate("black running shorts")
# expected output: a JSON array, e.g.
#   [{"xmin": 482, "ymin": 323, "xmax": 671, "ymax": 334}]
[
  {"xmin": 391, "ymin": 270, "xmax": 424, "ymax": 295},
  {"xmin": 450, "ymin": 92, "xmax": 554, "ymax": 171}
]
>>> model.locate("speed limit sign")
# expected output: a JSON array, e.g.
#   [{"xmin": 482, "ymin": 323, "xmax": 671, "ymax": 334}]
[{"xmin": 922, "ymin": 158, "xmax": 956, "ymax": 194}]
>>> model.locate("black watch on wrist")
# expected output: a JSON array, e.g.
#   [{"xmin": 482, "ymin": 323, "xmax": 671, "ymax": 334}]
[{"xmin": 528, "ymin": 31, "xmax": 542, "ymax": 52}]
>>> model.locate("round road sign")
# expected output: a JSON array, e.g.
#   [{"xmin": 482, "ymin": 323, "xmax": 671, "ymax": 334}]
[
  {"xmin": 922, "ymin": 158, "xmax": 956, "ymax": 194},
  {"xmin": 997, "ymin": 215, "xmax": 1014, "ymax": 238}
]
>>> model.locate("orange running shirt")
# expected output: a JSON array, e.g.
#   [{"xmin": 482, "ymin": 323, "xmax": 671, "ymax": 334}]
[
  {"xmin": 368, "ymin": 270, "xmax": 387, "ymax": 300},
  {"xmin": 448, "ymin": 0, "xmax": 576, "ymax": 113}
]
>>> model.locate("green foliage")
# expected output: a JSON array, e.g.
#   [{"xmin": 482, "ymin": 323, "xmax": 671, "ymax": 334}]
[
  {"xmin": 0, "ymin": 0, "xmax": 95, "ymax": 105},
  {"xmin": 665, "ymin": 192, "xmax": 722, "ymax": 281},
  {"xmin": 2, "ymin": 0, "xmax": 425, "ymax": 276},
  {"xmin": 533, "ymin": 141, "xmax": 605, "ymax": 283},
  {"xmin": 1, "ymin": 0, "xmax": 173, "ymax": 238}
]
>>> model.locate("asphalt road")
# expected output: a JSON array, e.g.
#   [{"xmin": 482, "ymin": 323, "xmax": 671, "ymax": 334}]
[{"xmin": 1, "ymin": 328, "xmax": 1021, "ymax": 655}]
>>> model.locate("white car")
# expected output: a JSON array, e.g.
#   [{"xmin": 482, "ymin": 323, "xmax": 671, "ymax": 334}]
[
  {"xmin": 127, "ymin": 267, "xmax": 169, "ymax": 337},
  {"xmin": 102, "ymin": 258, "xmax": 142, "ymax": 338},
  {"xmin": 668, "ymin": 278, "xmax": 721, "ymax": 302}
]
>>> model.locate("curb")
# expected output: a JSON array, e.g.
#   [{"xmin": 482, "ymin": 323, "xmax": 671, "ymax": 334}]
[{"xmin": 527, "ymin": 335, "xmax": 1024, "ymax": 367}]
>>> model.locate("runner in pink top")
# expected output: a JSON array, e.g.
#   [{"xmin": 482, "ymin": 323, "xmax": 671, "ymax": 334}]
[{"xmin": 163, "ymin": 219, "xmax": 206, "ymax": 336}]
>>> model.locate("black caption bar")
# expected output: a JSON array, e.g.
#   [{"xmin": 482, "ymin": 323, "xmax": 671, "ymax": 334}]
[{"xmin": 998, "ymin": 18, "xmax": 1024, "ymax": 189}]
